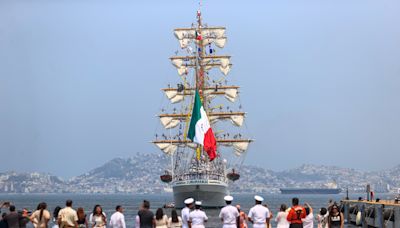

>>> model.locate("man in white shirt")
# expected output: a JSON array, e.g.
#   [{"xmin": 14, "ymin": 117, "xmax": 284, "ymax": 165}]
[
  {"xmin": 109, "ymin": 205, "xmax": 126, "ymax": 228},
  {"xmin": 248, "ymin": 195, "xmax": 270, "ymax": 228},
  {"xmin": 181, "ymin": 198, "xmax": 194, "ymax": 228},
  {"xmin": 188, "ymin": 201, "xmax": 207, "ymax": 228},
  {"xmin": 219, "ymin": 196, "xmax": 239, "ymax": 228}
]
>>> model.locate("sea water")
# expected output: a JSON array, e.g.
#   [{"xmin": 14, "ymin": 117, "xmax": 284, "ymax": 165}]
[{"xmin": 1, "ymin": 193, "xmax": 394, "ymax": 228}]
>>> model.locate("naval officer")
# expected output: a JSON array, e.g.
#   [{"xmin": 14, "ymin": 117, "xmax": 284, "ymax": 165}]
[
  {"xmin": 219, "ymin": 195, "xmax": 239, "ymax": 228},
  {"xmin": 188, "ymin": 201, "xmax": 208, "ymax": 228},
  {"xmin": 181, "ymin": 198, "xmax": 194, "ymax": 228},
  {"xmin": 248, "ymin": 195, "xmax": 270, "ymax": 228}
]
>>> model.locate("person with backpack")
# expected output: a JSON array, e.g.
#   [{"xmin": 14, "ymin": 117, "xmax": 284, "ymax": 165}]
[{"xmin": 286, "ymin": 198, "xmax": 306, "ymax": 228}]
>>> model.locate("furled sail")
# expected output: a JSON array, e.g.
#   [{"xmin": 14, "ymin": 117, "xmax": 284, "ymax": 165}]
[
  {"xmin": 174, "ymin": 27, "xmax": 227, "ymax": 48},
  {"xmin": 153, "ymin": 139, "xmax": 252, "ymax": 146},
  {"xmin": 163, "ymin": 86, "xmax": 239, "ymax": 103},
  {"xmin": 160, "ymin": 117, "xmax": 180, "ymax": 129},
  {"xmin": 153, "ymin": 140, "xmax": 198, "ymax": 154},
  {"xmin": 224, "ymin": 88, "xmax": 238, "ymax": 102},
  {"xmin": 154, "ymin": 143, "xmax": 178, "ymax": 155},
  {"xmin": 170, "ymin": 56, "xmax": 231, "ymax": 76},
  {"xmin": 153, "ymin": 139, "xmax": 252, "ymax": 156},
  {"xmin": 230, "ymin": 115, "xmax": 244, "ymax": 126},
  {"xmin": 233, "ymin": 141, "xmax": 250, "ymax": 155},
  {"xmin": 164, "ymin": 90, "xmax": 185, "ymax": 103},
  {"xmin": 159, "ymin": 112, "xmax": 245, "ymax": 129}
]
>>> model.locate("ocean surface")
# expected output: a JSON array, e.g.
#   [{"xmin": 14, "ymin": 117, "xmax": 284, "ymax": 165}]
[{"xmin": 0, "ymin": 193, "xmax": 395, "ymax": 228}]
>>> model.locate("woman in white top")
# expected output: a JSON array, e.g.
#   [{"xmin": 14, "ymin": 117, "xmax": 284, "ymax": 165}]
[
  {"xmin": 168, "ymin": 210, "xmax": 182, "ymax": 228},
  {"xmin": 301, "ymin": 203, "xmax": 314, "ymax": 228},
  {"xmin": 30, "ymin": 202, "xmax": 51, "ymax": 228},
  {"xmin": 154, "ymin": 208, "xmax": 168, "ymax": 228},
  {"xmin": 275, "ymin": 204, "xmax": 289, "ymax": 228},
  {"xmin": 90, "ymin": 205, "xmax": 107, "ymax": 228}
]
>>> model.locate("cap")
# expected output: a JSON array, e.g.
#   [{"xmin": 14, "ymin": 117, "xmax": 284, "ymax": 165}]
[
  {"xmin": 195, "ymin": 201, "xmax": 202, "ymax": 206},
  {"xmin": 184, "ymin": 198, "xmax": 194, "ymax": 204},
  {"xmin": 224, "ymin": 195, "xmax": 234, "ymax": 201},
  {"xmin": 254, "ymin": 195, "xmax": 264, "ymax": 202}
]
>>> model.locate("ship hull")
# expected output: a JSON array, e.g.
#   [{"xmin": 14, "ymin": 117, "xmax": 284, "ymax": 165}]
[
  {"xmin": 280, "ymin": 188, "xmax": 341, "ymax": 194},
  {"xmin": 172, "ymin": 179, "xmax": 228, "ymax": 208}
]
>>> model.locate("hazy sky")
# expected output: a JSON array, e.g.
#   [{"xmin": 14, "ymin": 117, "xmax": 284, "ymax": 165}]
[{"xmin": 1, "ymin": 0, "xmax": 400, "ymax": 178}]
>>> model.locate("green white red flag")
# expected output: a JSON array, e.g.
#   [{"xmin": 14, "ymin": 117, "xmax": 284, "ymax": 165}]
[{"xmin": 187, "ymin": 90, "xmax": 217, "ymax": 161}]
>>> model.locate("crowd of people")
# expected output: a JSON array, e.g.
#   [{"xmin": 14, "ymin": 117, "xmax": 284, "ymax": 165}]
[
  {"xmin": 0, "ymin": 200, "xmax": 125, "ymax": 228},
  {"xmin": 0, "ymin": 196, "xmax": 344, "ymax": 228}
]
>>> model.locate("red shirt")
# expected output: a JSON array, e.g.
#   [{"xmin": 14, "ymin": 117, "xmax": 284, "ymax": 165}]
[{"xmin": 286, "ymin": 206, "xmax": 306, "ymax": 224}]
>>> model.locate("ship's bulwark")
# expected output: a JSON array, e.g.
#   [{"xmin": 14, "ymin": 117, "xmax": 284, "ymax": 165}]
[{"xmin": 173, "ymin": 183, "xmax": 228, "ymax": 208}]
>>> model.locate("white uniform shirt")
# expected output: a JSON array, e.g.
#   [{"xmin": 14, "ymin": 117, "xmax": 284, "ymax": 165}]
[
  {"xmin": 181, "ymin": 207, "xmax": 190, "ymax": 228},
  {"xmin": 189, "ymin": 209, "xmax": 207, "ymax": 226},
  {"xmin": 109, "ymin": 211, "xmax": 126, "ymax": 228},
  {"xmin": 248, "ymin": 205, "xmax": 270, "ymax": 228},
  {"xmin": 219, "ymin": 205, "xmax": 239, "ymax": 228}
]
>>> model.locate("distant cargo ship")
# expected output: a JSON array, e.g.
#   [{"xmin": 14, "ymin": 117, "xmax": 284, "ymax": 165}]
[
  {"xmin": 280, "ymin": 181, "xmax": 341, "ymax": 194},
  {"xmin": 280, "ymin": 188, "xmax": 341, "ymax": 194}
]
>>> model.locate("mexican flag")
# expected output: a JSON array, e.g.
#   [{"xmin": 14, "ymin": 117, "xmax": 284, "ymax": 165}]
[{"xmin": 188, "ymin": 90, "xmax": 217, "ymax": 161}]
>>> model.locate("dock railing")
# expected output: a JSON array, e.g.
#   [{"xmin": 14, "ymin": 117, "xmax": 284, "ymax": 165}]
[{"xmin": 342, "ymin": 199, "xmax": 400, "ymax": 228}]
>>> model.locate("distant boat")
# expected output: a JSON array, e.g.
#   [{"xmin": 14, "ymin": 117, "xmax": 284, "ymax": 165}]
[
  {"xmin": 163, "ymin": 202, "xmax": 175, "ymax": 208},
  {"xmin": 280, "ymin": 181, "xmax": 341, "ymax": 194},
  {"xmin": 163, "ymin": 187, "xmax": 173, "ymax": 193}
]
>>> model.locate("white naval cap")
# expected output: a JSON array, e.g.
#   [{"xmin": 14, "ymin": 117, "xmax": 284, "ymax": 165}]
[
  {"xmin": 195, "ymin": 201, "xmax": 202, "ymax": 206},
  {"xmin": 224, "ymin": 195, "xmax": 234, "ymax": 201},
  {"xmin": 254, "ymin": 195, "xmax": 264, "ymax": 202},
  {"xmin": 184, "ymin": 198, "xmax": 194, "ymax": 204}
]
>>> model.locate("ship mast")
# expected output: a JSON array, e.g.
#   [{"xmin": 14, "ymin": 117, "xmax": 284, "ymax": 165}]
[{"xmin": 153, "ymin": 8, "xmax": 253, "ymax": 184}]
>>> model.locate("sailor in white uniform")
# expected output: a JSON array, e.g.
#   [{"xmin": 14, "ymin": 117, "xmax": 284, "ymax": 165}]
[
  {"xmin": 188, "ymin": 201, "xmax": 208, "ymax": 228},
  {"xmin": 181, "ymin": 198, "xmax": 194, "ymax": 228},
  {"xmin": 248, "ymin": 195, "xmax": 270, "ymax": 228},
  {"xmin": 219, "ymin": 195, "xmax": 239, "ymax": 228}
]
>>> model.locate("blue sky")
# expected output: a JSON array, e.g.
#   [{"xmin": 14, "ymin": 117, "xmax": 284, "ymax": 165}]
[{"xmin": 1, "ymin": 0, "xmax": 400, "ymax": 177}]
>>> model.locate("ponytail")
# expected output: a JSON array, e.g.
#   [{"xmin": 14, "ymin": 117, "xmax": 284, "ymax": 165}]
[{"xmin": 39, "ymin": 202, "xmax": 47, "ymax": 221}]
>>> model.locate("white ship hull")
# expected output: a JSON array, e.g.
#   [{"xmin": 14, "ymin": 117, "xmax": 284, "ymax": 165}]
[{"xmin": 172, "ymin": 179, "xmax": 228, "ymax": 208}]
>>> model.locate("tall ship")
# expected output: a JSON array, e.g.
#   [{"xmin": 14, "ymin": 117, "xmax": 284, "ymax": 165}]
[
  {"xmin": 152, "ymin": 8, "xmax": 252, "ymax": 208},
  {"xmin": 280, "ymin": 181, "xmax": 342, "ymax": 194}
]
